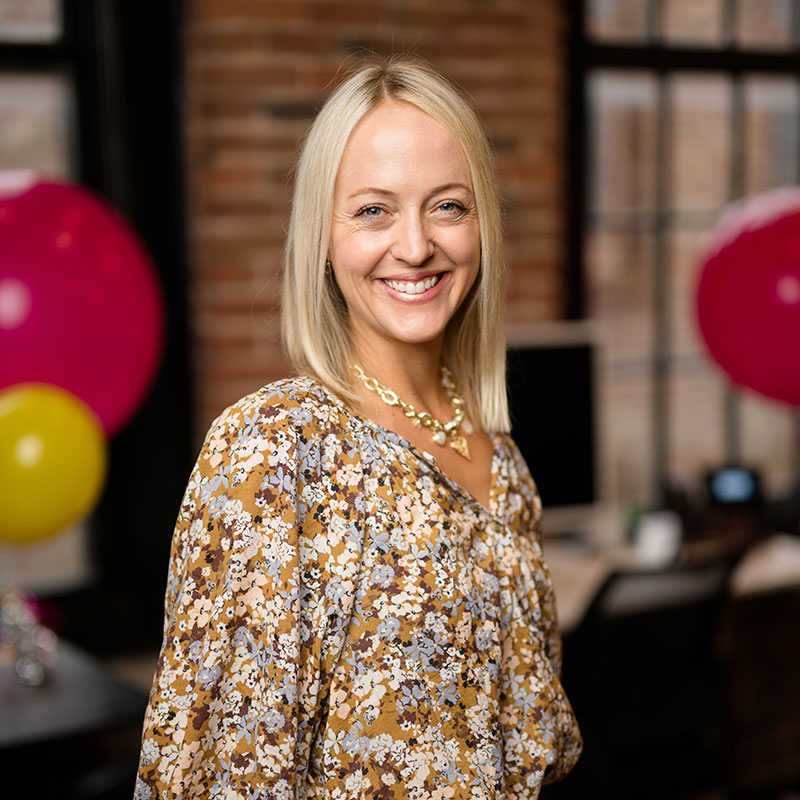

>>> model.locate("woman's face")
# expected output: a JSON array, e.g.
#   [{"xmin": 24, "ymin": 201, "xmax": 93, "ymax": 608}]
[{"xmin": 329, "ymin": 100, "xmax": 481, "ymax": 361}]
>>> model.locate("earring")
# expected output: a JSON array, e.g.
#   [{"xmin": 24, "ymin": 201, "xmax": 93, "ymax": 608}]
[{"xmin": 325, "ymin": 258, "xmax": 333, "ymax": 277}]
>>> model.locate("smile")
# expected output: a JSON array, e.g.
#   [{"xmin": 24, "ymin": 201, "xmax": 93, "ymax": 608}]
[{"xmin": 383, "ymin": 274, "xmax": 442, "ymax": 295}]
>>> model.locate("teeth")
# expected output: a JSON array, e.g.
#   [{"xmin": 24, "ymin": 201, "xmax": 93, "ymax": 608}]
[{"xmin": 386, "ymin": 275, "xmax": 440, "ymax": 295}]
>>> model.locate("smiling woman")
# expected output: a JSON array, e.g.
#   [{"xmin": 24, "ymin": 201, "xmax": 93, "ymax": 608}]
[
  {"xmin": 283, "ymin": 58, "xmax": 508, "ymax": 436},
  {"xmin": 136, "ymin": 56, "xmax": 581, "ymax": 799}
]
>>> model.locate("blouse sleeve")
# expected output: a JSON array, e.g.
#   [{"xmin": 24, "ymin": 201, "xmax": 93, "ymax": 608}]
[
  {"xmin": 527, "ymin": 484, "xmax": 564, "ymax": 678},
  {"xmin": 504, "ymin": 437, "xmax": 565, "ymax": 678},
  {"xmin": 506, "ymin": 438, "xmax": 583, "ymax": 783},
  {"xmin": 135, "ymin": 390, "xmax": 363, "ymax": 799}
]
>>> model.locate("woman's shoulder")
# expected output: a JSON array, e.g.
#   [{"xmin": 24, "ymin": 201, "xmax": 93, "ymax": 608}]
[
  {"xmin": 495, "ymin": 431, "xmax": 543, "ymax": 516},
  {"xmin": 191, "ymin": 376, "xmax": 354, "ymax": 488},
  {"xmin": 206, "ymin": 375, "xmax": 346, "ymax": 440},
  {"xmin": 495, "ymin": 432, "xmax": 532, "ymax": 479}
]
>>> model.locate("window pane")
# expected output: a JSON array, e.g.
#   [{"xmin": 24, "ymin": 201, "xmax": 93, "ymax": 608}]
[
  {"xmin": 590, "ymin": 72, "xmax": 659, "ymax": 215},
  {"xmin": 736, "ymin": 0, "xmax": 795, "ymax": 49},
  {"xmin": 741, "ymin": 394, "xmax": 796, "ymax": 495},
  {"xmin": 667, "ymin": 226, "xmax": 727, "ymax": 485},
  {"xmin": 587, "ymin": 0, "xmax": 650, "ymax": 42},
  {"xmin": 744, "ymin": 76, "xmax": 800, "ymax": 192},
  {"xmin": 588, "ymin": 228, "xmax": 656, "ymax": 361},
  {"xmin": 661, "ymin": 0, "xmax": 725, "ymax": 45},
  {"xmin": 589, "ymin": 225, "xmax": 658, "ymax": 506},
  {"xmin": 667, "ymin": 367, "xmax": 727, "ymax": 485},
  {"xmin": 0, "ymin": 72, "xmax": 72, "ymax": 176},
  {"xmin": 588, "ymin": 72, "xmax": 658, "ymax": 360},
  {"xmin": 669, "ymin": 227, "xmax": 712, "ymax": 357},
  {"xmin": 602, "ymin": 369, "xmax": 655, "ymax": 505},
  {"xmin": 671, "ymin": 74, "xmax": 732, "ymax": 212},
  {"xmin": 0, "ymin": 0, "xmax": 60, "ymax": 42}
]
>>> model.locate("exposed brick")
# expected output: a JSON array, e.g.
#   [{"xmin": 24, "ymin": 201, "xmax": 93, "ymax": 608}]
[
  {"xmin": 196, "ymin": 64, "xmax": 297, "ymax": 89},
  {"xmin": 308, "ymin": 3, "xmax": 393, "ymax": 25},
  {"xmin": 191, "ymin": 0, "xmax": 306, "ymax": 23}
]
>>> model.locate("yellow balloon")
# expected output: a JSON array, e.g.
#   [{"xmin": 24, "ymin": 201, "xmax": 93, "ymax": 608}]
[{"xmin": 0, "ymin": 383, "xmax": 107, "ymax": 545}]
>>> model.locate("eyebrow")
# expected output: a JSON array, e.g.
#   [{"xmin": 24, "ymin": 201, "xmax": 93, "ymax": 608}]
[{"xmin": 346, "ymin": 182, "xmax": 473, "ymax": 200}]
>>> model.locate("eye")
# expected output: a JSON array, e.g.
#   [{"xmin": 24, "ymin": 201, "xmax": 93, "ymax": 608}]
[
  {"xmin": 356, "ymin": 205, "xmax": 385, "ymax": 218},
  {"xmin": 437, "ymin": 201, "xmax": 468, "ymax": 215}
]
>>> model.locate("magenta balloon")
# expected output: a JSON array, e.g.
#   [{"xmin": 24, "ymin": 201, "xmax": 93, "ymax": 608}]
[
  {"xmin": 0, "ymin": 172, "xmax": 164, "ymax": 434},
  {"xmin": 697, "ymin": 188, "xmax": 800, "ymax": 407}
]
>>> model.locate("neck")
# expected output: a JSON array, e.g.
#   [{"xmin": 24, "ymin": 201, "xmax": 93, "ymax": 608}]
[{"xmin": 351, "ymin": 338, "xmax": 447, "ymax": 413}]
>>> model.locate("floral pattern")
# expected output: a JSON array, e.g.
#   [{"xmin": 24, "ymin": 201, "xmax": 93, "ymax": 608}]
[{"xmin": 136, "ymin": 377, "xmax": 581, "ymax": 799}]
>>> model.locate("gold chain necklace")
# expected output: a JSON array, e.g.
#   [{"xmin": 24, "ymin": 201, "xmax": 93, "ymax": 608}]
[{"xmin": 352, "ymin": 363, "xmax": 472, "ymax": 461}]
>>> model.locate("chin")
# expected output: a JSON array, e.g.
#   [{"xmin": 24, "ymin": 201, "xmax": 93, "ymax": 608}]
[
  {"xmin": 384, "ymin": 312, "xmax": 455, "ymax": 343},
  {"xmin": 383, "ymin": 324, "xmax": 448, "ymax": 347}
]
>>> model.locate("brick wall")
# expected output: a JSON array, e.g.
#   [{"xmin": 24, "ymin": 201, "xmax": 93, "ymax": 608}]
[{"xmin": 184, "ymin": 0, "xmax": 567, "ymax": 434}]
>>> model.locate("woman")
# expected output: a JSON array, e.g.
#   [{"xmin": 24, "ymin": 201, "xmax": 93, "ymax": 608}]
[{"xmin": 136, "ymin": 57, "xmax": 581, "ymax": 799}]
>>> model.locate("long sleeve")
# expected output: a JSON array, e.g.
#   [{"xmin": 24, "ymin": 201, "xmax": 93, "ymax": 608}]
[
  {"xmin": 496, "ymin": 435, "xmax": 583, "ymax": 790},
  {"xmin": 136, "ymin": 386, "xmax": 364, "ymax": 799},
  {"xmin": 497, "ymin": 435, "xmax": 565, "ymax": 677}
]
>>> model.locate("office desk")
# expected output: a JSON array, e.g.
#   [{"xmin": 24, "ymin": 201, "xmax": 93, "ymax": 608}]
[
  {"xmin": 0, "ymin": 638, "xmax": 148, "ymax": 799},
  {"xmin": 545, "ymin": 532, "xmax": 800, "ymax": 633},
  {"xmin": 546, "ymin": 532, "xmax": 800, "ymax": 797},
  {"xmin": 0, "ymin": 639, "xmax": 147, "ymax": 750}
]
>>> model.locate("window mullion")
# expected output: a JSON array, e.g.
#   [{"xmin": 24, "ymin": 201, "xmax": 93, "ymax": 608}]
[
  {"xmin": 652, "ymin": 72, "xmax": 673, "ymax": 504},
  {"xmin": 722, "ymin": 0, "xmax": 737, "ymax": 48},
  {"xmin": 646, "ymin": 0, "xmax": 661, "ymax": 44},
  {"xmin": 791, "ymin": 0, "xmax": 800, "ymax": 47},
  {"xmin": 723, "ymin": 75, "xmax": 746, "ymax": 464}
]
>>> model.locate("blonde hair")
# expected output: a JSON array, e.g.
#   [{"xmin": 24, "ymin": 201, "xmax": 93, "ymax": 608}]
[{"xmin": 282, "ymin": 56, "xmax": 510, "ymax": 432}]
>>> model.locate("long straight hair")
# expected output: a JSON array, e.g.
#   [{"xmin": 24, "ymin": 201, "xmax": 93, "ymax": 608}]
[{"xmin": 282, "ymin": 56, "xmax": 509, "ymax": 432}]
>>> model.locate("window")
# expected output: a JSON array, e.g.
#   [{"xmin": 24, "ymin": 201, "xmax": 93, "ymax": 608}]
[
  {"xmin": 572, "ymin": 0, "xmax": 800, "ymax": 511},
  {"xmin": 0, "ymin": 1, "xmax": 192, "ymax": 652},
  {"xmin": 0, "ymin": 0, "xmax": 61, "ymax": 43},
  {"xmin": 0, "ymin": 1, "xmax": 84, "ymax": 591}
]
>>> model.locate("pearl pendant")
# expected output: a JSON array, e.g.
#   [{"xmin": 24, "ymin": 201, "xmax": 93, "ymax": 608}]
[{"xmin": 431, "ymin": 430, "xmax": 447, "ymax": 446}]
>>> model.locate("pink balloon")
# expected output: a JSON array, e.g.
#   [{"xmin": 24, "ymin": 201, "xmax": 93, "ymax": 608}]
[
  {"xmin": 697, "ymin": 188, "xmax": 800, "ymax": 407},
  {"xmin": 0, "ymin": 172, "xmax": 164, "ymax": 434}
]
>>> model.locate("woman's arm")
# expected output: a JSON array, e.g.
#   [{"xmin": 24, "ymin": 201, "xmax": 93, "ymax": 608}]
[{"xmin": 136, "ymin": 388, "xmax": 362, "ymax": 799}]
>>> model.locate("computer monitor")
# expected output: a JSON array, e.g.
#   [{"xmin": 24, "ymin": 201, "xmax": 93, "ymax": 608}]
[{"xmin": 506, "ymin": 323, "xmax": 611, "ymax": 537}]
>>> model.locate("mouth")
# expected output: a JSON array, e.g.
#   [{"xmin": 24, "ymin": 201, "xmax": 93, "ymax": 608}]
[{"xmin": 381, "ymin": 273, "xmax": 444, "ymax": 297}]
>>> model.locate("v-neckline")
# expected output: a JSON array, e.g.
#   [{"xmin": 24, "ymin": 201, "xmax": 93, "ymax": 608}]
[{"xmin": 310, "ymin": 378, "xmax": 504, "ymax": 521}]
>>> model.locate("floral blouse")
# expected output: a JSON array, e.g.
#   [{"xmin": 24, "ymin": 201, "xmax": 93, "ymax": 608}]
[{"xmin": 136, "ymin": 377, "xmax": 581, "ymax": 799}]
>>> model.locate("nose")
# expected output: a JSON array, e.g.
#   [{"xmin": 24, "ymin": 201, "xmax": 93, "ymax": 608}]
[{"xmin": 391, "ymin": 214, "xmax": 434, "ymax": 266}]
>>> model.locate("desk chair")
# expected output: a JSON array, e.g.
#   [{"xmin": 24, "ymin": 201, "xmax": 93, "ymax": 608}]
[{"xmin": 550, "ymin": 557, "xmax": 738, "ymax": 800}]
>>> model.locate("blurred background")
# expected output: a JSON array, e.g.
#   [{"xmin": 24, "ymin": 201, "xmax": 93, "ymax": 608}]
[{"xmin": 1, "ymin": 0, "xmax": 799, "ymax": 798}]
